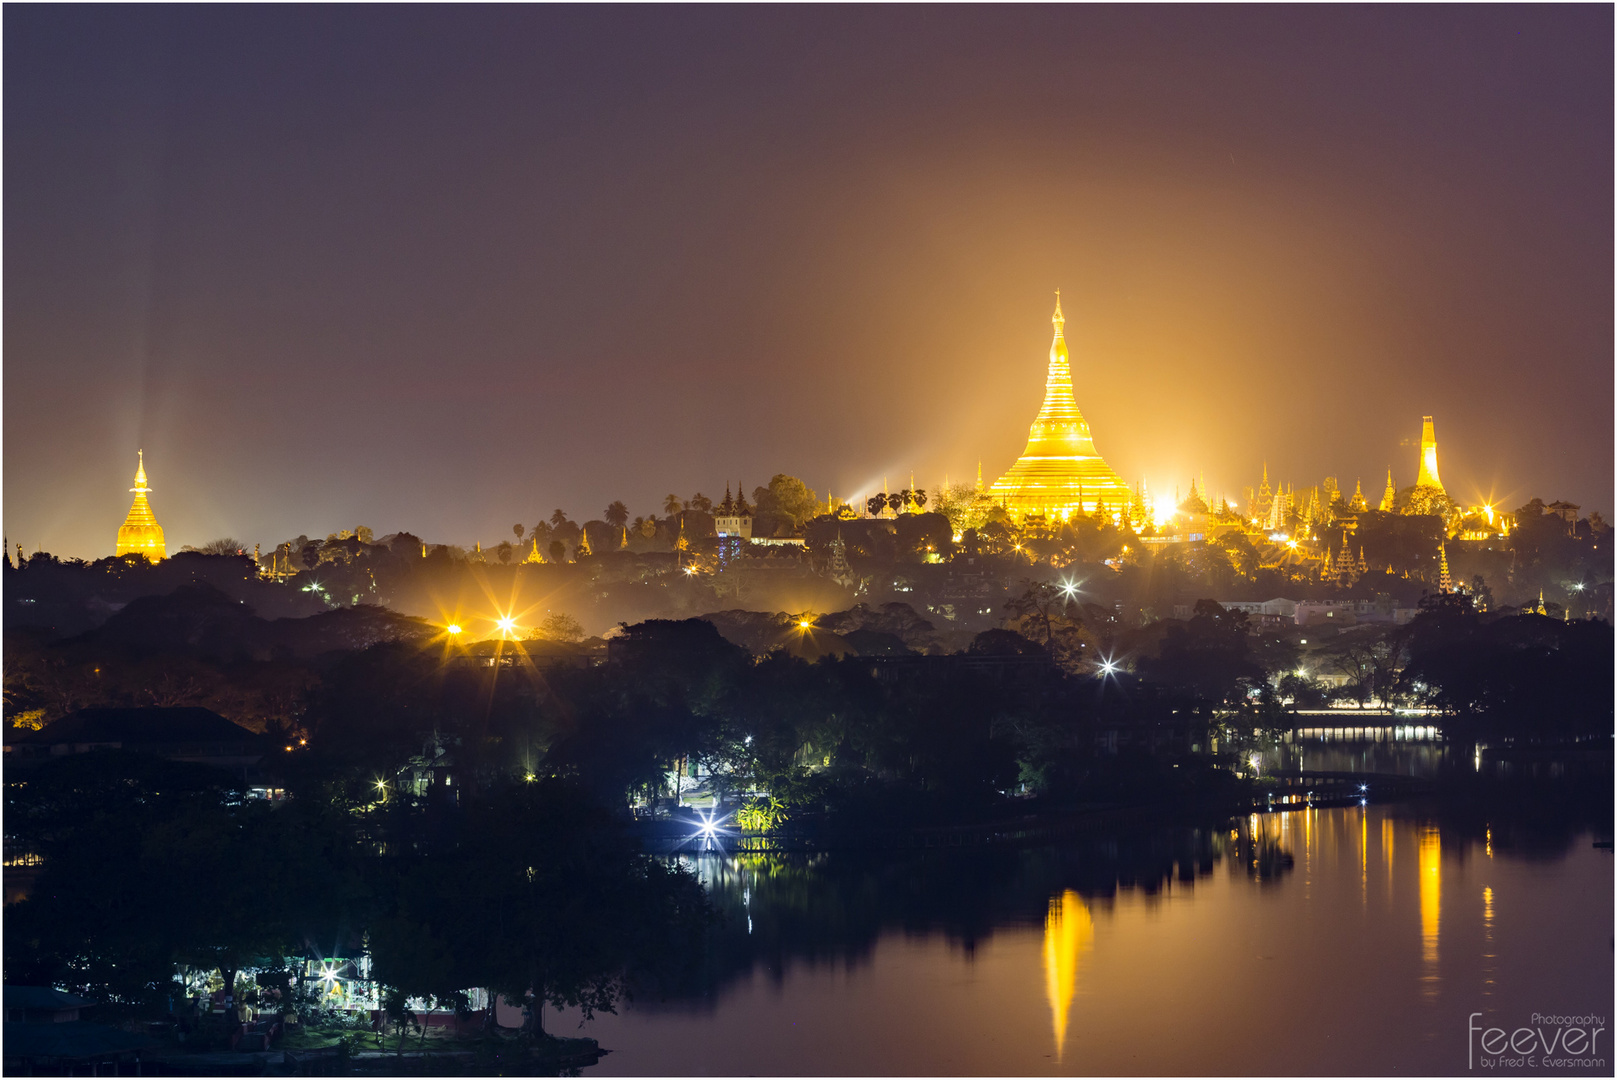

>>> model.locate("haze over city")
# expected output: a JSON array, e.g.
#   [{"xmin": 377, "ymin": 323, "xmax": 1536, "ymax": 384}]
[{"xmin": 6, "ymin": 6, "xmax": 1611, "ymax": 559}]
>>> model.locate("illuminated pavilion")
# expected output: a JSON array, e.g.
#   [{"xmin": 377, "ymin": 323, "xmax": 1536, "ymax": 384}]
[
  {"xmin": 115, "ymin": 450, "xmax": 167, "ymax": 560},
  {"xmin": 989, "ymin": 293, "xmax": 1134, "ymax": 520}
]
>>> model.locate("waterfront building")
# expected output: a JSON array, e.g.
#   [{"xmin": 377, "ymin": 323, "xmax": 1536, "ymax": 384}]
[
  {"xmin": 114, "ymin": 451, "xmax": 166, "ymax": 560},
  {"xmin": 988, "ymin": 294, "xmax": 1134, "ymax": 519}
]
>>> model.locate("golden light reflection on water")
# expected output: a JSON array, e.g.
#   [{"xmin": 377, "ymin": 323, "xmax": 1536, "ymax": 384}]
[
  {"xmin": 1043, "ymin": 890, "xmax": 1093, "ymax": 1062},
  {"xmin": 1419, "ymin": 826, "xmax": 1441, "ymax": 1000},
  {"xmin": 1360, "ymin": 807, "xmax": 1368, "ymax": 906},
  {"xmin": 1481, "ymin": 885, "xmax": 1496, "ymax": 999},
  {"xmin": 1382, "ymin": 817, "xmax": 1395, "ymax": 901}
]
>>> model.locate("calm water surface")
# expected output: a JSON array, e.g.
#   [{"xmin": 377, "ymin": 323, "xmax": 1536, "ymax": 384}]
[{"xmin": 550, "ymin": 805, "xmax": 1611, "ymax": 1075}]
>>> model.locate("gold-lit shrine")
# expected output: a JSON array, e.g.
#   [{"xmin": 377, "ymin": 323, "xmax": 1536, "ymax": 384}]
[
  {"xmin": 115, "ymin": 450, "xmax": 167, "ymax": 560},
  {"xmin": 1416, "ymin": 415, "xmax": 1445, "ymax": 494},
  {"xmin": 989, "ymin": 294, "xmax": 1134, "ymax": 519}
]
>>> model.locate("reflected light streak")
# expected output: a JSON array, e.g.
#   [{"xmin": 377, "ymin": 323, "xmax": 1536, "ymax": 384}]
[
  {"xmin": 1360, "ymin": 807, "xmax": 1368, "ymax": 906},
  {"xmin": 1043, "ymin": 890, "xmax": 1094, "ymax": 1063},
  {"xmin": 1419, "ymin": 826, "xmax": 1441, "ymax": 1000},
  {"xmin": 1482, "ymin": 885, "xmax": 1496, "ymax": 998},
  {"xmin": 1382, "ymin": 818, "xmax": 1395, "ymax": 901}
]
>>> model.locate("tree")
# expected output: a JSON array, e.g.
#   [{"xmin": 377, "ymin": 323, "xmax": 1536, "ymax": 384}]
[
  {"xmin": 496, "ymin": 541, "xmax": 514, "ymax": 564},
  {"xmin": 689, "ymin": 493, "xmax": 714, "ymax": 514},
  {"xmin": 604, "ymin": 502, "xmax": 630, "ymax": 529},
  {"xmin": 367, "ymin": 779, "xmax": 710, "ymax": 1040},
  {"xmin": 514, "ymin": 524, "xmax": 525, "ymax": 543},
  {"xmin": 754, "ymin": 476, "xmax": 819, "ymax": 530},
  {"xmin": 549, "ymin": 540, "xmax": 567, "ymax": 564},
  {"xmin": 1137, "ymin": 601, "xmax": 1263, "ymax": 703},
  {"xmin": 187, "ymin": 538, "xmax": 246, "ymax": 556},
  {"xmin": 866, "ymin": 495, "xmax": 887, "ymax": 516},
  {"xmin": 536, "ymin": 613, "xmax": 585, "ymax": 643},
  {"xmin": 550, "ymin": 508, "xmax": 571, "ymax": 529},
  {"xmin": 664, "ymin": 494, "xmax": 683, "ymax": 517}
]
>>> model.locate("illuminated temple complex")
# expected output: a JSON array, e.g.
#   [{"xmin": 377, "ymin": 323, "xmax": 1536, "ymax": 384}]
[
  {"xmin": 989, "ymin": 293, "xmax": 1134, "ymax": 520},
  {"xmin": 115, "ymin": 450, "xmax": 167, "ymax": 560}
]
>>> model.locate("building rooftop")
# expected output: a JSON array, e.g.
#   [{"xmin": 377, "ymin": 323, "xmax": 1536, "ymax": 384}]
[{"xmin": 17, "ymin": 707, "xmax": 258, "ymax": 747}]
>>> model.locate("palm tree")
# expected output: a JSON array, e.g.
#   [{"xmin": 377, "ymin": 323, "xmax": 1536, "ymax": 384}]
[
  {"xmin": 550, "ymin": 508, "xmax": 570, "ymax": 529},
  {"xmin": 690, "ymin": 493, "xmax": 713, "ymax": 514},
  {"xmin": 886, "ymin": 492, "xmax": 904, "ymax": 514},
  {"xmin": 513, "ymin": 524, "xmax": 525, "ymax": 543},
  {"xmin": 663, "ymin": 494, "xmax": 682, "ymax": 517},
  {"xmin": 866, "ymin": 495, "xmax": 887, "ymax": 517},
  {"xmin": 604, "ymin": 501, "xmax": 629, "ymax": 529}
]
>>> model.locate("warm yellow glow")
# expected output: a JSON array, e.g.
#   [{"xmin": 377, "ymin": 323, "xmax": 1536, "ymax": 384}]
[
  {"xmin": 115, "ymin": 450, "xmax": 167, "ymax": 560},
  {"xmin": 1419, "ymin": 826, "xmax": 1441, "ymax": 998},
  {"xmin": 446, "ymin": 623, "xmax": 463, "ymax": 635},
  {"xmin": 1043, "ymin": 889, "xmax": 1094, "ymax": 1062},
  {"xmin": 989, "ymin": 295, "xmax": 1135, "ymax": 518},
  {"xmin": 1416, "ymin": 416, "xmax": 1445, "ymax": 492},
  {"xmin": 497, "ymin": 616, "xmax": 517, "ymax": 636},
  {"xmin": 798, "ymin": 619, "xmax": 813, "ymax": 630}
]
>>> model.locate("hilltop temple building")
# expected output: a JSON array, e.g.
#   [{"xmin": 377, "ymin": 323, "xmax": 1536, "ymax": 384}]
[
  {"xmin": 989, "ymin": 294, "xmax": 1134, "ymax": 520},
  {"xmin": 115, "ymin": 450, "xmax": 167, "ymax": 560}
]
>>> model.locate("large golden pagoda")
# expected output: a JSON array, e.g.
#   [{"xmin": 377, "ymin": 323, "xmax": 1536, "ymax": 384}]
[
  {"xmin": 989, "ymin": 293, "xmax": 1133, "ymax": 519},
  {"xmin": 1416, "ymin": 415, "xmax": 1445, "ymax": 493},
  {"xmin": 115, "ymin": 450, "xmax": 167, "ymax": 560}
]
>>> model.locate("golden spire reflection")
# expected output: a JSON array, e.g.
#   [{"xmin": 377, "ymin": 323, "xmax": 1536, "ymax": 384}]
[
  {"xmin": 1419, "ymin": 826, "xmax": 1441, "ymax": 1000},
  {"xmin": 1043, "ymin": 890, "xmax": 1094, "ymax": 1062}
]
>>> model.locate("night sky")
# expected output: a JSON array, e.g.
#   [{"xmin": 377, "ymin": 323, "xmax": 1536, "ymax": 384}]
[{"xmin": 6, "ymin": 6, "xmax": 1611, "ymax": 559}]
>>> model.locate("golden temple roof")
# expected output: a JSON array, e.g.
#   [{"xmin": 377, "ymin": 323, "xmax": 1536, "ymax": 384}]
[
  {"xmin": 116, "ymin": 450, "xmax": 167, "ymax": 560},
  {"xmin": 988, "ymin": 293, "xmax": 1133, "ymax": 518}
]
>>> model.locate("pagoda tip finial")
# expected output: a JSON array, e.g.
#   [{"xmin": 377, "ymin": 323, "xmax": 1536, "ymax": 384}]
[{"xmin": 1052, "ymin": 289, "xmax": 1064, "ymax": 327}]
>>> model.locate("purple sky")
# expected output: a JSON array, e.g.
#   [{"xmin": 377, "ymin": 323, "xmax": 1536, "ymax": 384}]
[{"xmin": 6, "ymin": 6, "xmax": 1611, "ymax": 559}]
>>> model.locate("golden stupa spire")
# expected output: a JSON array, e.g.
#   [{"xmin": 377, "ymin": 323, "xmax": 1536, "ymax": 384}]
[
  {"xmin": 115, "ymin": 450, "xmax": 167, "ymax": 561},
  {"xmin": 1417, "ymin": 416, "xmax": 1445, "ymax": 492},
  {"xmin": 988, "ymin": 292, "xmax": 1132, "ymax": 518}
]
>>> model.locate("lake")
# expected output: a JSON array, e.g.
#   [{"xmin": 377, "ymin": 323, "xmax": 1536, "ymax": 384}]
[{"xmin": 540, "ymin": 803, "xmax": 1611, "ymax": 1075}]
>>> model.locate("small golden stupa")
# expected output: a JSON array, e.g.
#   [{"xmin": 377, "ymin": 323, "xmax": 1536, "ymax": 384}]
[
  {"xmin": 989, "ymin": 293, "xmax": 1134, "ymax": 519},
  {"xmin": 115, "ymin": 450, "xmax": 167, "ymax": 560}
]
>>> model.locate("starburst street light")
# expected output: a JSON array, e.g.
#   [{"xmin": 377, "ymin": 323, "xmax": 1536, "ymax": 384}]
[
  {"xmin": 692, "ymin": 808, "xmax": 730, "ymax": 847},
  {"xmin": 496, "ymin": 616, "xmax": 517, "ymax": 637},
  {"xmin": 446, "ymin": 623, "xmax": 463, "ymax": 636}
]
